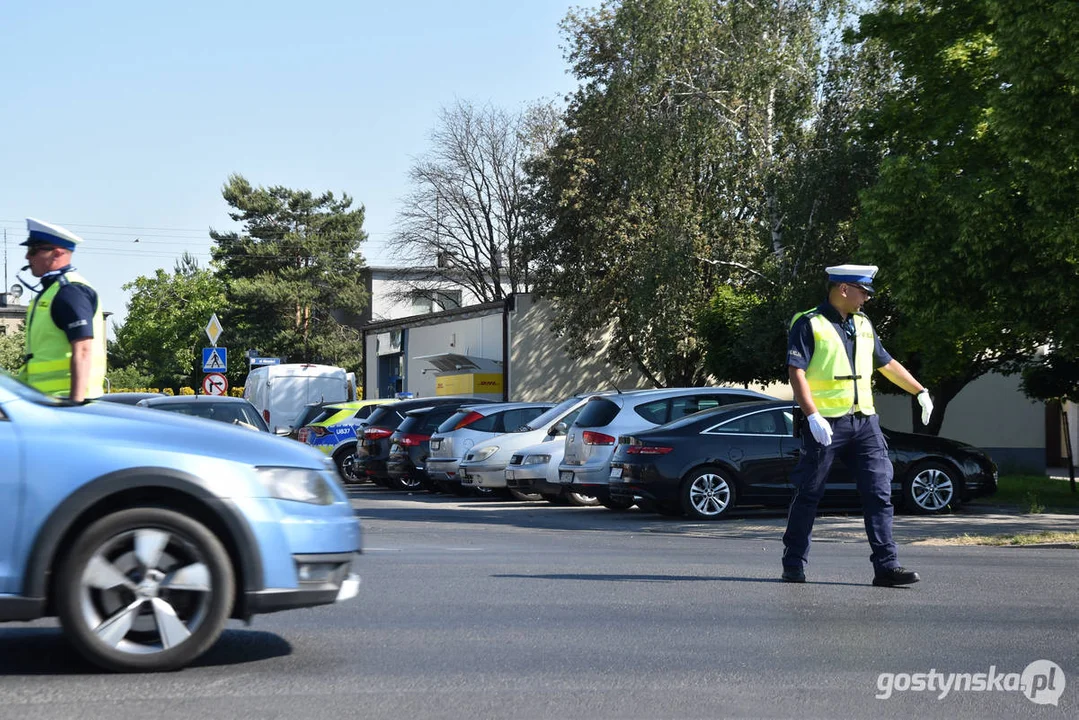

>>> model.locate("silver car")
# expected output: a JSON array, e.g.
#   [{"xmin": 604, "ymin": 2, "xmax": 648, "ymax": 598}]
[
  {"xmin": 504, "ymin": 439, "xmax": 598, "ymax": 506},
  {"xmin": 558, "ymin": 388, "xmax": 773, "ymax": 509},
  {"xmin": 426, "ymin": 402, "xmax": 554, "ymax": 492},
  {"xmin": 456, "ymin": 394, "xmax": 604, "ymax": 498}
]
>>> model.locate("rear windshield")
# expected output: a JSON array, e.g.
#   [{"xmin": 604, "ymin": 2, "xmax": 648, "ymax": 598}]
[
  {"xmin": 574, "ymin": 398, "xmax": 621, "ymax": 428},
  {"xmin": 404, "ymin": 406, "xmax": 462, "ymax": 435},
  {"xmin": 367, "ymin": 405, "xmax": 406, "ymax": 429},
  {"xmin": 295, "ymin": 404, "xmax": 327, "ymax": 428}
]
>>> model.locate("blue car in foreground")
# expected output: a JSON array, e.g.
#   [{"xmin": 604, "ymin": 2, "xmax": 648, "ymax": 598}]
[{"xmin": 0, "ymin": 372, "xmax": 361, "ymax": 672}]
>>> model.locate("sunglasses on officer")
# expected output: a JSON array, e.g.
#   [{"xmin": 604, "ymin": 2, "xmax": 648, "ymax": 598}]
[{"xmin": 844, "ymin": 283, "xmax": 873, "ymax": 298}]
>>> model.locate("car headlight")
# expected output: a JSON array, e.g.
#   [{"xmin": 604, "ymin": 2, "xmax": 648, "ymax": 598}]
[
  {"xmin": 471, "ymin": 445, "xmax": 499, "ymax": 462},
  {"xmin": 255, "ymin": 466, "xmax": 336, "ymax": 505},
  {"xmin": 523, "ymin": 453, "xmax": 551, "ymax": 465}
]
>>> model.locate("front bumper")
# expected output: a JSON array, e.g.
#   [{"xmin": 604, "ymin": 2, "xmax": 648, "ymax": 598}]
[
  {"xmin": 243, "ymin": 552, "xmax": 361, "ymax": 616},
  {"xmin": 505, "ymin": 466, "xmax": 561, "ymax": 495},
  {"xmin": 459, "ymin": 462, "xmax": 507, "ymax": 488}
]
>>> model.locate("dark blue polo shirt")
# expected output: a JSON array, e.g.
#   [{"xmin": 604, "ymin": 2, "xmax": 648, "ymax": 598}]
[
  {"xmin": 786, "ymin": 302, "xmax": 892, "ymax": 374},
  {"xmin": 40, "ymin": 267, "xmax": 99, "ymax": 342}
]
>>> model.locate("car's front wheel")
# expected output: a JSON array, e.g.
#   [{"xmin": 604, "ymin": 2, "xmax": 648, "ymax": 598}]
[
  {"xmin": 56, "ymin": 507, "xmax": 235, "ymax": 673},
  {"xmin": 903, "ymin": 461, "xmax": 960, "ymax": 514},
  {"xmin": 681, "ymin": 466, "xmax": 736, "ymax": 520}
]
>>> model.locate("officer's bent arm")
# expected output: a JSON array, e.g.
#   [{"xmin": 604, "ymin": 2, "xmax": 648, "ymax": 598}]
[
  {"xmin": 69, "ymin": 337, "xmax": 94, "ymax": 403},
  {"xmin": 788, "ymin": 366, "xmax": 819, "ymax": 416},
  {"xmin": 877, "ymin": 359, "xmax": 926, "ymax": 396}
]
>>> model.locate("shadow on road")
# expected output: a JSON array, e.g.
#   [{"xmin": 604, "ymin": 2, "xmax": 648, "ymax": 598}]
[
  {"xmin": 492, "ymin": 572, "xmax": 866, "ymax": 587},
  {"xmin": 0, "ymin": 628, "xmax": 292, "ymax": 675}
]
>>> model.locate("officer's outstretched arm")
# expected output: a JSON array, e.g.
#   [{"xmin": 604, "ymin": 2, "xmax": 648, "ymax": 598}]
[{"xmin": 877, "ymin": 359, "xmax": 926, "ymax": 396}]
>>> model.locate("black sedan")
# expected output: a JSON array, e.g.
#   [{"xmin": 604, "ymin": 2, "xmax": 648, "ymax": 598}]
[{"xmin": 608, "ymin": 401, "xmax": 998, "ymax": 520}]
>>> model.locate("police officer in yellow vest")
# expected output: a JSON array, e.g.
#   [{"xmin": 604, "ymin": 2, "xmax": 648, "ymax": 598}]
[
  {"xmin": 17, "ymin": 218, "xmax": 107, "ymax": 402},
  {"xmin": 781, "ymin": 264, "xmax": 933, "ymax": 587}
]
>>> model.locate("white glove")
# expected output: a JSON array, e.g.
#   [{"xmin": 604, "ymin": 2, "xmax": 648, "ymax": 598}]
[
  {"xmin": 806, "ymin": 412, "xmax": 833, "ymax": 447},
  {"xmin": 917, "ymin": 389, "xmax": 933, "ymax": 426}
]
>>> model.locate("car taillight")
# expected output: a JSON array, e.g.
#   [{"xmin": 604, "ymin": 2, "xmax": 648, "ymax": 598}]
[
  {"xmin": 454, "ymin": 411, "xmax": 484, "ymax": 429},
  {"xmin": 582, "ymin": 430, "xmax": 616, "ymax": 445},
  {"xmin": 625, "ymin": 445, "xmax": 674, "ymax": 455},
  {"xmin": 395, "ymin": 432, "xmax": 429, "ymax": 447},
  {"xmin": 263, "ymin": 409, "xmax": 270, "ymax": 423},
  {"xmin": 364, "ymin": 427, "xmax": 393, "ymax": 440}
]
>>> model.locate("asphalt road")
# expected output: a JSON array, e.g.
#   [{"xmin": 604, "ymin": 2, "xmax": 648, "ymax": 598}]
[{"xmin": 0, "ymin": 487, "xmax": 1075, "ymax": 720}]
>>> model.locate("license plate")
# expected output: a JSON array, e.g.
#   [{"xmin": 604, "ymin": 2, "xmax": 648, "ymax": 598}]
[
  {"xmin": 559, "ymin": 470, "xmax": 573, "ymax": 485},
  {"xmin": 460, "ymin": 473, "xmax": 472, "ymax": 484},
  {"xmin": 609, "ymin": 467, "xmax": 623, "ymax": 479},
  {"xmin": 430, "ymin": 440, "xmax": 441, "ymax": 450}
]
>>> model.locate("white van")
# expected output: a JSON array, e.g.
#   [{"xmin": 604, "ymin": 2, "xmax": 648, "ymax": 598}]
[{"xmin": 243, "ymin": 363, "xmax": 356, "ymax": 434}]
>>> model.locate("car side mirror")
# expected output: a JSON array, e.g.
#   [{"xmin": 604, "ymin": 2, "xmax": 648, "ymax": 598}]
[{"xmin": 549, "ymin": 422, "xmax": 568, "ymax": 437}]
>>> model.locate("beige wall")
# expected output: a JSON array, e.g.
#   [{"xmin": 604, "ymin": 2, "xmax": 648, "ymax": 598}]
[{"xmin": 509, "ymin": 294, "xmax": 651, "ymax": 401}]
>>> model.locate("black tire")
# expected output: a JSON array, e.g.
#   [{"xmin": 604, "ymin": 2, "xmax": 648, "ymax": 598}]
[
  {"xmin": 565, "ymin": 491, "xmax": 600, "ymax": 507},
  {"xmin": 903, "ymin": 461, "xmax": 961, "ymax": 514},
  {"xmin": 508, "ymin": 488, "xmax": 543, "ymax": 502},
  {"xmin": 333, "ymin": 444, "xmax": 364, "ymax": 484},
  {"xmin": 681, "ymin": 466, "xmax": 736, "ymax": 520},
  {"xmin": 542, "ymin": 493, "xmax": 566, "ymax": 505},
  {"xmin": 56, "ymin": 507, "xmax": 235, "ymax": 673},
  {"xmin": 391, "ymin": 474, "xmax": 425, "ymax": 492},
  {"xmin": 600, "ymin": 496, "xmax": 635, "ymax": 511}
]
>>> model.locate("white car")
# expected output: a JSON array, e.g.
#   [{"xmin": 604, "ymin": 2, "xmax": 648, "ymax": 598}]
[
  {"xmin": 503, "ymin": 440, "xmax": 598, "ymax": 506},
  {"xmin": 559, "ymin": 388, "xmax": 773, "ymax": 509}
]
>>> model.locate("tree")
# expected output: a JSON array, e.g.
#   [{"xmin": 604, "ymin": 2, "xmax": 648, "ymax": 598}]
[
  {"xmin": 527, "ymin": 0, "xmax": 860, "ymax": 386},
  {"xmin": 0, "ymin": 329, "xmax": 24, "ymax": 374},
  {"xmin": 388, "ymin": 100, "xmax": 549, "ymax": 306},
  {"xmin": 699, "ymin": 20, "xmax": 899, "ymax": 386},
  {"xmin": 210, "ymin": 175, "xmax": 369, "ymax": 372},
  {"xmin": 109, "ymin": 254, "xmax": 228, "ymax": 390},
  {"xmin": 853, "ymin": 0, "xmax": 1079, "ymax": 434},
  {"xmin": 1021, "ymin": 352, "xmax": 1079, "ymax": 492}
]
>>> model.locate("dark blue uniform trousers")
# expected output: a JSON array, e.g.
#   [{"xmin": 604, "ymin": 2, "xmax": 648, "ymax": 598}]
[{"xmin": 782, "ymin": 413, "xmax": 898, "ymax": 574}]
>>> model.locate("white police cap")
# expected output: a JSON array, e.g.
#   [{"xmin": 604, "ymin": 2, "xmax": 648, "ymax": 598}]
[
  {"xmin": 23, "ymin": 218, "xmax": 83, "ymax": 251},
  {"xmin": 825, "ymin": 264, "xmax": 878, "ymax": 294}
]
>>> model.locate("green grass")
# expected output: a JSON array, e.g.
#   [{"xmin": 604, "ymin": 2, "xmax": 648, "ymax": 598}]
[
  {"xmin": 971, "ymin": 474, "xmax": 1079, "ymax": 514},
  {"xmin": 914, "ymin": 531, "xmax": 1079, "ymax": 547}
]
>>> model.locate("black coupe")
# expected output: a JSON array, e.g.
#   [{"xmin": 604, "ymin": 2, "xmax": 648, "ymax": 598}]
[{"xmin": 608, "ymin": 401, "xmax": 998, "ymax": 520}]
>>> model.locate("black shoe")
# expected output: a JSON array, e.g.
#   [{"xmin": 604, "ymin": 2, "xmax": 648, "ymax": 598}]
[
  {"xmin": 873, "ymin": 567, "xmax": 920, "ymax": 587},
  {"xmin": 781, "ymin": 567, "xmax": 806, "ymax": 583}
]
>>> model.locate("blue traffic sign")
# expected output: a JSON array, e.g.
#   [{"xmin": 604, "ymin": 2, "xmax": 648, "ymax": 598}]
[
  {"xmin": 250, "ymin": 356, "xmax": 281, "ymax": 367},
  {"xmin": 202, "ymin": 347, "xmax": 228, "ymax": 372}
]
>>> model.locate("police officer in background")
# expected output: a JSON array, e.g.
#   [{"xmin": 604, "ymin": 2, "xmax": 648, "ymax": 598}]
[
  {"xmin": 781, "ymin": 264, "xmax": 933, "ymax": 587},
  {"xmin": 17, "ymin": 218, "xmax": 107, "ymax": 402}
]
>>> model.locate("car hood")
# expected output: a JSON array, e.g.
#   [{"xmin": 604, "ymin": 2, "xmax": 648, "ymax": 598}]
[
  {"xmin": 43, "ymin": 399, "xmax": 328, "ymax": 468},
  {"xmin": 883, "ymin": 428, "xmax": 980, "ymax": 455}
]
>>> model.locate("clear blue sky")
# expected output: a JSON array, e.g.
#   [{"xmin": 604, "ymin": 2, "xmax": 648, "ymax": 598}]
[{"xmin": 0, "ymin": 0, "xmax": 590, "ymax": 332}]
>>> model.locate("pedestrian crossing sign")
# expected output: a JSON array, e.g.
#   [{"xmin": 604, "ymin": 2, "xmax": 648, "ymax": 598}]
[{"xmin": 202, "ymin": 347, "xmax": 228, "ymax": 372}]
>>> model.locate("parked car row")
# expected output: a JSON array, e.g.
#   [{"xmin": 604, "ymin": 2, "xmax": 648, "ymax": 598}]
[{"xmin": 291, "ymin": 386, "xmax": 998, "ymax": 519}]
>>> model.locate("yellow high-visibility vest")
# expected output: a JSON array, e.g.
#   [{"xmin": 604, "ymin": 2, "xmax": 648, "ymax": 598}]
[
  {"xmin": 20, "ymin": 271, "xmax": 107, "ymax": 398},
  {"xmin": 790, "ymin": 309, "xmax": 875, "ymax": 417}
]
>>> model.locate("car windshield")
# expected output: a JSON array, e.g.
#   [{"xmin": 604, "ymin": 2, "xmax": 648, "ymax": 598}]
[
  {"xmin": 522, "ymin": 396, "xmax": 583, "ymax": 431},
  {"xmin": 0, "ymin": 369, "xmax": 67, "ymax": 406}
]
